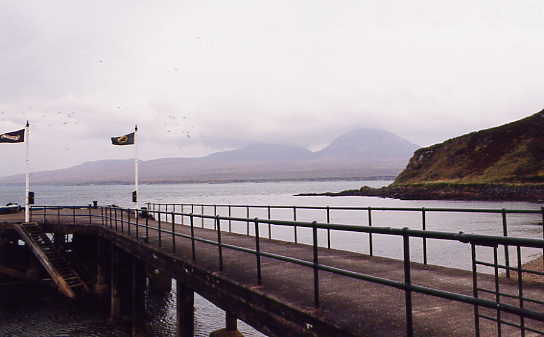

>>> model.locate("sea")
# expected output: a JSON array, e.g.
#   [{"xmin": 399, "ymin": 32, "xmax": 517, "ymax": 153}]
[{"xmin": 0, "ymin": 180, "xmax": 542, "ymax": 337}]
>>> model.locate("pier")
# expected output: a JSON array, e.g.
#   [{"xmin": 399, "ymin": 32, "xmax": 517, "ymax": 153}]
[{"xmin": 1, "ymin": 204, "xmax": 544, "ymax": 337}]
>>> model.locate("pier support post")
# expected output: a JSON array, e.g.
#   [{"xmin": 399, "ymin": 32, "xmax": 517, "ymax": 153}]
[
  {"xmin": 25, "ymin": 257, "xmax": 41, "ymax": 280},
  {"xmin": 209, "ymin": 311, "xmax": 244, "ymax": 337},
  {"xmin": 54, "ymin": 232, "xmax": 65, "ymax": 249},
  {"xmin": 176, "ymin": 279, "xmax": 194, "ymax": 337},
  {"xmin": 109, "ymin": 243, "xmax": 121, "ymax": 321},
  {"xmin": 95, "ymin": 238, "xmax": 108, "ymax": 296},
  {"xmin": 0, "ymin": 237, "xmax": 7, "ymax": 265},
  {"xmin": 132, "ymin": 257, "xmax": 146, "ymax": 337},
  {"xmin": 149, "ymin": 269, "xmax": 172, "ymax": 293},
  {"xmin": 226, "ymin": 312, "xmax": 238, "ymax": 331}
]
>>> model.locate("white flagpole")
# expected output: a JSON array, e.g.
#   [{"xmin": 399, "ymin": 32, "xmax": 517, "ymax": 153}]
[
  {"xmin": 25, "ymin": 121, "xmax": 30, "ymax": 223},
  {"xmin": 134, "ymin": 125, "xmax": 139, "ymax": 213}
]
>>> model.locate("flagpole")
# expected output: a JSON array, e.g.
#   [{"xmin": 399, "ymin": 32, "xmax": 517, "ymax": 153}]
[
  {"xmin": 25, "ymin": 121, "xmax": 30, "ymax": 223},
  {"xmin": 134, "ymin": 125, "xmax": 139, "ymax": 213}
]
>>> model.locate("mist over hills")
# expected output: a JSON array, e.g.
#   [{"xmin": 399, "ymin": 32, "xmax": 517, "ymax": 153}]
[
  {"xmin": 317, "ymin": 129, "xmax": 420, "ymax": 160},
  {"xmin": 0, "ymin": 128, "xmax": 419, "ymax": 185}
]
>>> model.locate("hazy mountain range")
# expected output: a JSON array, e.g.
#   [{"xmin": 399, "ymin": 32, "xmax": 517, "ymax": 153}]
[{"xmin": 0, "ymin": 128, "xmax": 419, "ymax": 185}]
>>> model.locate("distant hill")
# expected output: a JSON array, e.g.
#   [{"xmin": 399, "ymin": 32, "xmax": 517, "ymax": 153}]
[
  {"xmin": 307, "ymin": 109, "xmax": 544, "ymax": 201},
  {"xmin": 317, "ymin": 128, "xmax": 419, "ymax": 160},
  {"xmin": 0, "ymin": 128, "xmax": 419, "ymax": 185},
  {"xmin": 205, "ymin": 144, "xmax": 315, "ymax": 162},
  {"xmin": 394, "ymin": 109, "xmax": 544, "ymax": 185}
]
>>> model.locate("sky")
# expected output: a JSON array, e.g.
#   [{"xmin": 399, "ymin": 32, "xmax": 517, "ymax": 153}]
[{"xmin": 0, "ymin": 0, "xmax": 543, "ymax": 177}]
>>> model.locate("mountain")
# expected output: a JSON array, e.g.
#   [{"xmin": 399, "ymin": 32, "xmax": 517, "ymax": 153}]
[
  {"xmin": 205, "ymin": 144, "xmax": 315, "ymax": 162},
  {"xmin": 311, "ymin": 109, "xmax": 544, "ymax": 201},
  {"xmin": 0, "ymin": 128, "xmax": 419, "ymax": 185},
  {"xmin": 317, "ymin": 128, "xmax": 419, "ymax": 160},
  {"xmin": 394, "ymin": 110, "xmax": 544, "ymax": 185}
]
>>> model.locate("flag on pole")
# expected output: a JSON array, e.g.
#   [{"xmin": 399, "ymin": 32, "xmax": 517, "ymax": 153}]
[
  {"xmin": 111, "ymin": 126, "xmax": 139, "ymax": 211},
  {"xmin": 0, "ymin": 129, "xmax": 25, "ymax": 143},
  {"xmin": 1, "ymin": 123, "xmax": 32, "ymax": 222},
  {"xmin": 111, "ymin": 132, "xmax": 135, "ymax": 145}
]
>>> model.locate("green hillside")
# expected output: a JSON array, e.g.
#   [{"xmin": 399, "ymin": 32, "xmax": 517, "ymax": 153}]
[{"xmin": 394, "ymin": 109, "xmax": 544, "ymax": 185}]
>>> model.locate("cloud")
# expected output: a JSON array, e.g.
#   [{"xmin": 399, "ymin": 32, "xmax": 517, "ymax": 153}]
[{"xmin": 0, "ymin": 0, "xmax": 542, "ymax": 177}]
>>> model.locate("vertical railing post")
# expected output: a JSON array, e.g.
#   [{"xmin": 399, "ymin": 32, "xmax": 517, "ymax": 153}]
[
  {"xmin": 100, "ymin": 207, "xmax": 104, "ymax": 227},
  {"xmin": 246, "ymin": 206, "xmax": 250, "ymax": 236},
  {"xmin": 493, "ymin": 246, "xmax": 502, "ymax": 336},
  {"xmin": 121, "ymin": 209, "xmax": 125, "ymax": 233},
  {"xmin": 267, "ymin": 206, "xmax": 272, "ymax": 239},
  {"xmin": 403, "ymin": 228, "xmax": 413, "ymax": 337},
  {"xmin": 135, "ymin": 210, "xmax": 139, "ymax": 240},
  {"xmin": 517, "ymin": 245, "xmax": 525, "ymax": 337},
  {"xmin": 201, "ymin": 205, "xmax": 204, "ymax": 228},
  {"xmin": 471, "ymin": 243, "xmax": 481, "ymax": 337},
  {"xmin": 502, "ymin": 209, "xmax": 511, "ymax": 278},
  {"xmin": 255, "ymin": 218, "xmax": 262, "ymax": 285},
  {"xmin": 181, "ymin": 204, "xmax": 184, "ymax": 225},
  {"xmin": 158, "ymin": 210, "xmax": 162, "ymax": 248},
  {"xmin": 214, "ymin": 205, "xmax": 217, "ymax": 230},
  {"xmin": 326, "ymin": 206, "xmax": 331, "ymax": 249},
  {"xmin": 540, "ymin": 207, "xmax": 544, "ymax": 274},
  {"xmin": 72, "ymin": 207, "xmax": 75, "ymax": 224},
  {"xmin": 217, "ymin": 216, "xmax": 223, "ymax": 271},
  {"xmin": 172, "ymin": 212, "xmax": 176, "ymax": 254},
  {"xmin": 127, "ymin": 208, "xmax": 132, "ymax": 236},
  {"xmin": 422, "ymin": 207, "xmax": 427, "ymax": 265},
  {"xmin": 145, "ymin": 211, "xmax": 149, "ymax": 242},
  {"xmin": 190, "ymin": 214, "xmax": 196, "ymax": 261},
  {"xmin": 43, "ymin": 207, "xmax": 47, "ymax": 224},
  {"xmin": 114, "ymin": 208, "xmax": 118, "ymax": 232},
  {"xmin": 293, "ymin": 207, "xmax": 298, "ymax": 244},
  {"xmin": 312, "ymin": 221, "xmax": 320, "ymax": 308},
  {"xmin": 228, "ymin": 205, "xmax": 232, "ymax": 233},
  {"xmin": 89, "ymin": 206, "xmax": 92, "ymax": 225},
  {"xmin": 368, "ymin": 207, "xmax": 373, "ymax": 256}
]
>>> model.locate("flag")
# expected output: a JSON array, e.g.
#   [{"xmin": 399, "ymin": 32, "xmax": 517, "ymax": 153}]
[
  {"xmin": 0, "ymin": 129, "xmax": 25, "ymax": 143},
  {"xmin": 111, "ymin": 132, "xmax": 135, "ymax": 145}
]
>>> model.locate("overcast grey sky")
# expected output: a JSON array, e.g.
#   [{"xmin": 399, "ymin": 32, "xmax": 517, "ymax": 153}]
[{"xmin": 0, "ymin": 0, "xmax": 543, "ymax": 177}]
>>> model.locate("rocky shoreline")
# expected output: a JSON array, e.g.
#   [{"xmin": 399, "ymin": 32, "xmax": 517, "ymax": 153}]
[{"xmin": 296, "ymin": 183, "xmax": 544, "ymax": 202}]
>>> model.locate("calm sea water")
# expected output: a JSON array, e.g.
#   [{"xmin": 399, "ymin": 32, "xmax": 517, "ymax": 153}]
[{"xmin": 0, "ymin": 180, "xmax": 542, "ymax": 337}]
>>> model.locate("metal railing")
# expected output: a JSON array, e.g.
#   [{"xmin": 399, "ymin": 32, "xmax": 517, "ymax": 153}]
[
  {"xmin": 147, "ymin": 202, "xmax": 544, "ymax": 275},
  {"xmin": 29, "ymin": 204, "xmax": 544, "ymax": 337},
  {"xmin": 29, "ymin": 205, "xmax": 97, "ymax": 226}
]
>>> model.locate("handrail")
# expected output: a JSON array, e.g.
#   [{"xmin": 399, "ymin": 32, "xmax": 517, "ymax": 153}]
[
  {"xmin": 29, "ymin": 204, "xmax": 544, "ymax": 336},
  {"xmin": 104, "ymin": 209, "xmax": 544, "ymax": 248},
  {"xmin": 147, "ymin": 202, "xmax": 544, "ymax": 214}
]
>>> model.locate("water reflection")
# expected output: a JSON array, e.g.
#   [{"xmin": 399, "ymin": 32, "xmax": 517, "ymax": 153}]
[
  {"xmin": 146, "ymin": 281, "xmax": 266, "ymax": 337},
  {"xmin": 0, "ymin": 285, "xmax": 129, "ymax": 337}
]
